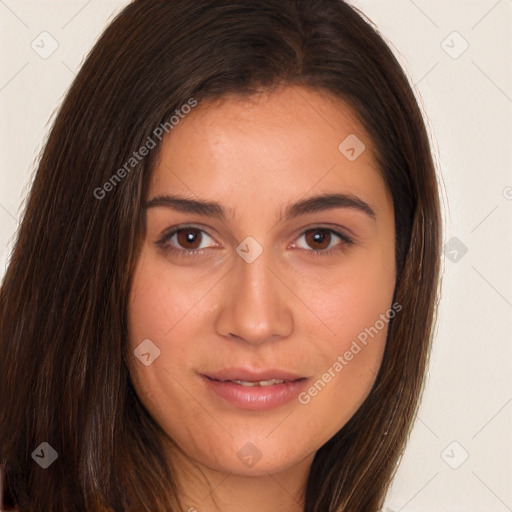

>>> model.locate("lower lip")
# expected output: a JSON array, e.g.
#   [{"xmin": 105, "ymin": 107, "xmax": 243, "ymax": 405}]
[{"xmin": 201, "ymin": 376, "xmax": 309, "ymax": 411}]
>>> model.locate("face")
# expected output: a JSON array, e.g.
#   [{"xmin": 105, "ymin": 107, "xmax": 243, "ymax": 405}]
[{"xmin": 127, "ymin": 85, "xmax": 396, "ymax": 478}]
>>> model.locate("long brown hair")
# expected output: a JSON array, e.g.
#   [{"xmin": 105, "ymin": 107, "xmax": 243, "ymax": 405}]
[{"xmin": 0, "ymin": 1, "xmax": 441, "ymax": 510}]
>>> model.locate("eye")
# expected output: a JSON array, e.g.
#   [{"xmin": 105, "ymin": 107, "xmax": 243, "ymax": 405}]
[
  {"xmin": 156, "ymin": 225, "xmax": 218, "ymax": 256},
  {"xmin": 291, "ymin": 227, "xmax": 354, "ymax": 257},
  {"xmin": 156, "ymin": 225, "xmax": 354, "ymax": 259}
]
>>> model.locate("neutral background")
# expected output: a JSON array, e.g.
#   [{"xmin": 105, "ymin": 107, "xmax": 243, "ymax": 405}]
[{"xmin": 1, "ymin": 1, "xmax": 511, "ymax": 510}]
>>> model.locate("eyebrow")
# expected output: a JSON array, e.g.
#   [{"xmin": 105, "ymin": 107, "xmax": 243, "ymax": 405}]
[{"xmin": 144, "ymin": 193, "xmax": 376, "ymax": 221}]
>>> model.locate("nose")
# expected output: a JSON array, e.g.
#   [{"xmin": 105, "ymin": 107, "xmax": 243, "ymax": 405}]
[{"xmin": 214, "ymin": 245, "xmax": 294, "ymax": 345}]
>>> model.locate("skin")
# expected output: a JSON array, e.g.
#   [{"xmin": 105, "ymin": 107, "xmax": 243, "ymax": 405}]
[{"xmin": 127, "ymin": 85, "xmax": 396, "ymax": 512}]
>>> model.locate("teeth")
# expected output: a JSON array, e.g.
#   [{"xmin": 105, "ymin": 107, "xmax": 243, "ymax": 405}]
[{"xmin": 231, "ymin": 379, "xmax": 285, "ymax": 387}]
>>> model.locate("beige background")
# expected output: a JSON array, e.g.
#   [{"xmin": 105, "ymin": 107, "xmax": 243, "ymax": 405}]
[{"xmin": 1, "ymin": 1, "xmax": 511, "ymax": 510}]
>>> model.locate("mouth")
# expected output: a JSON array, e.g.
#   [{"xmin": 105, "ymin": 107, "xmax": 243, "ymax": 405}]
[
  {"xmin": 201, "ymin": 367, "xmax": 307, "ymax": 383},
  {"xmin": 199, "ymin": 368, "xmax": 309, "ymax": 410},
  {"xmin": 211, "ymin": 377, "xmax": 299, "ymax": 387}
]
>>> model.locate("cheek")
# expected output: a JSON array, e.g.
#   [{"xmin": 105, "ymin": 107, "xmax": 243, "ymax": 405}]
[
  {"xmin": 126, "ymin": 253, "xmax": 211, "ymax": 427},
  {"xmin": 295, "ymin": 244, "xmax": 395, "ymax": 421},
  {"xmin": 296, "ymin": 290, "xmax": 393, "ymax": 438},
  {"xmin": 303, "ymin": 245, "xmax": 395, "ymax": 345},
  {"xmin": 127, "ymin": 249, "xmax": 203, "ymax": 344}
]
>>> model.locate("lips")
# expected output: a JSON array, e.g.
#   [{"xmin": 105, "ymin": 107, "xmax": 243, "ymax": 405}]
[
  {"xmin": 200, "ymin": 369, "xmax": 309, "ymax": 410},
  {"xmin": 199, "ymin": 368, "xmax": 310, "ymax": 411}
]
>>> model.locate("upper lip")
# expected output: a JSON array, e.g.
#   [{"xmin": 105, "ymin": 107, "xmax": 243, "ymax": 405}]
[{"xmin": 201, "ymin": 368, "xmax": 306, "ymax": 382}]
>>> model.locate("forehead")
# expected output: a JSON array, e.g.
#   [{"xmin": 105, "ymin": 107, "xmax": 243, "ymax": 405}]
[{"xmin": 148, "ymin": 85, "xmax": 388, "ymax": 217}]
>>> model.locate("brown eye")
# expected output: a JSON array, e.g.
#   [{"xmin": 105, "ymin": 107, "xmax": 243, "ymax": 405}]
[
  {"xmin": 175, "ymin": 228, "xmax": 203, "ymax": 249},
  {"xmin": 304, "ymin": 229, "xmax": 333, "ymax": 251},
  {"xmin": 157, "ymin": 226, "xmax": 217, "ymax": 255},
  {"xmin": 291, "ymin": 227, "xmax": 354, "ymax": 259}
]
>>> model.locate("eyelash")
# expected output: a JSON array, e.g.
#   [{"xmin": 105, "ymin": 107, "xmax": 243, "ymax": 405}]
[{"xmin": 155, "ymin": 225, "xmax": 354, "ymax": 260}]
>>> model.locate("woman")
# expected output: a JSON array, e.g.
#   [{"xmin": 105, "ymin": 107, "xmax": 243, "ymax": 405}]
[{"xmin": 0, "ymin": 0, "xmax": 441, "ymax": 510}]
